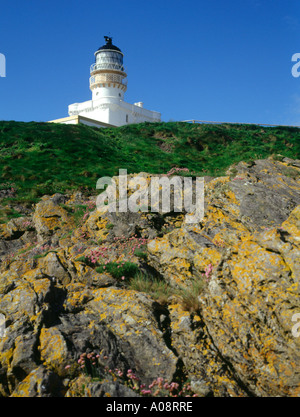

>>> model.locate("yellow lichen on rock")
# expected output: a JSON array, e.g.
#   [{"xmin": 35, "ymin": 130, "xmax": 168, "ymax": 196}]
[{"xmin": 39, "ymin": 327, "xmax": 69, "ymax": 377}]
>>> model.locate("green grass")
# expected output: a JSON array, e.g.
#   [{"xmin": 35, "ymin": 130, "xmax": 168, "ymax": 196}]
[
  {"xmin": 96, "ymin": 261, "xmax": 139, "ymax": 279},
  {"xmin": 128, "ymin": 272, "xmax": 206, "ymax": 311},
  {"xmin": 133, "ymin": 249, "xmax": 148, "ymax": 260},
  {"xmin": 0, "ymin": 206, "xmax": 23, "ymax": 223},
  {"xmin": 128, "ymin": 272, "xmax": 176, "ymax": 304},
  {"xmin": 0, "ymin": 120, "xmax": 299, "ymax": 210}
]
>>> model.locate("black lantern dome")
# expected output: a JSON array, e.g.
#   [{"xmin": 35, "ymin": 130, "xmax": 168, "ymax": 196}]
[
  {"xmin": 97, "ymin": 36, "xmax": 122, "ymax": 53},
  {"xmin": 94, "ymin": 36, "xmax": 124, "ymax": 72}
]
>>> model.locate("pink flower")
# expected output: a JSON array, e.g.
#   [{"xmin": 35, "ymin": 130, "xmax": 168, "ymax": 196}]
[
  {"xmin": 205, "ymin": 263, "xmax": 213, "ymax": 278},
  {"xmin": 170, "ymin": 382, "xmax": 179, "ymax": 391},
  {"xmin": 141, "ymin": 389, "xmax": 152, "ymax": 395}
]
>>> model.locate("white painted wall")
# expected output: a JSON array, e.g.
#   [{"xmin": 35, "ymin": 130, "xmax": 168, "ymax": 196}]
[
  {"xmin": 69, "ymin": 96, "xmax": 160, "ymax": 127},
  {"xmin": 92, "ymin": 85, "xmax": 125, "ymax": 101}
]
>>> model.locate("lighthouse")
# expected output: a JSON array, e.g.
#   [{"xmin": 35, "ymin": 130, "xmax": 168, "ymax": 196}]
[
  {"xmin": 50, "ymin": 36, "xmax": 161, "ymax": 128},
  {"xmin": 90, "ymin": 36, "xmax": 127, "ymax": 102}
]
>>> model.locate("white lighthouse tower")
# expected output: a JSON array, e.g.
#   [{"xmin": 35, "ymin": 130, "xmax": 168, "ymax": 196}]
[
  {"xmin": 90, "ymin": 36, "xmax": 127, "ymax": 103},
  {"xmin": 50, "ymin": 36, "xmax": 161, "ymax": 128}
]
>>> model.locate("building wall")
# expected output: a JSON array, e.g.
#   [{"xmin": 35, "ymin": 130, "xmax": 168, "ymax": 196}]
[
  {"xmin": 92, "ymin": 85, "xmax": 125, "ymax": 101},
  {"xmin": 48, "ymin": 115, "xmax": 114, "ymax": 128},
  {"xmin": 68, "ymin": 97, "xmax": 161, "ymax": 127}
]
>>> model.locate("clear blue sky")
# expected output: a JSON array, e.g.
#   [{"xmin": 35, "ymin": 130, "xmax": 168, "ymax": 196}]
[{"xmin": 1, "ymin": 0, "xmax": 300, "ymax": 125}]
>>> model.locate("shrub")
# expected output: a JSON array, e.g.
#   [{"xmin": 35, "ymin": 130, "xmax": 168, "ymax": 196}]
[
  {"xmin": 129, "ymin": 272, "xmax": 175, "ymax": 304},
  {"xmin": 96, "ymin": 261, "xmax": 139, "ymax": 280},
  {"xmin": 176, "ymin": 278, "xmax": 204, "ymax": 313},
  {"xmin": 133, "ymin": 249, "xmax": 148, "ymax": 260},
  {"xmin": 175, "ymin": 264, "xmax": 213, "ymax": 313}
]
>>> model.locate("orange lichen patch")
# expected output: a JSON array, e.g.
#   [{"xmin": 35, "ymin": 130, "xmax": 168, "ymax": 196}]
[
  {"xmin": 0, "ymin": 284, "xmax": 37, "ymax": 320},
  {"xmin": 147, "ymin": 236, "xmax": 169, "ymax": 255},
  {"xmin": 224, "ymin": 188, "xmax": 240, "ymax": 205},
  {"xmin": 228, "ymin": 240, "xmax": 291, "ymax": 293},
  {"xmin": 169, "ymin": 302, "xmax": 247, "ymax": 396},
  {"xmin": 89, "ymin": 288, "xmax": 149, "ymax": 316},
  {"xmin": 10, "ymin": 366, "xmax": 65, "ymax": 397},
  {"xmin": 0, "ymin": 223, "xmax": 10, "ymax": 239},
  {"xmin": 72, "ymin": 258, "xmax": 89, "ymax": 275},
  {"xmin": 281, "ymin": 205, "xmax": 300, "ymax": 241},
  {"xmin": 10, "ymin": 377, "xmax": 33, "ymax": 397},
  {"xmin": 148, "ymin": 231, "xmax": 193, "ymax": 260},
  {"xmin": 168, "ymin": 303, "xmax": 190, "ymax": 333},
  {"xmin": 212, "ymin": 233, "xmax": 227, "ymax": 247},
  {"xmin": 148, "ymin": 230, "xmax": 199, "ymax": 286},
  {"xmin": 281, "ymin": 249, "xmax": 300, "ymax": 281},
  {"xmin": 35, "ymin": 204, "xmax": 70, "ymax": 228},
  {"xmin": 64, "ymin": 283, "xmax": 93, "ymax": 310},
  {"xmin": 32, "ymin": 279, "xmax": 51, "ymax": 298},
  {"xmin": 85, "ymin": 211, "xmax": 110, "ymax": 239},
  {"xmin": 0, "ymin": 270, "xmax": 20, "ymax": 294},
  {"xmin": 21, "ymin": 268, "xmax": 41, "ymax": 282},
  {"xmin": 204, "ymin": 205, "xmax": 249, "ymax": 237},
  {"xmin": 193, "ymin": 248, "xmax": 221, "ymax": 272},
  {"xmin": 206, "ymin": 176, "xmax": 229, "ymax": 190},
  {"xmin": 39, "ymin": 327, "xmax": 69, "ymax": 376},
  {"xmin": 0, "ymin": 347, "xmax": 14, "ymax": 371},
  {"xmin": 206, "ymin": 176, "xmax": 242, "ymax": 215},
  {"xmin": 32, "ymin": 199, "xmax": 75, "ymax": 241}
]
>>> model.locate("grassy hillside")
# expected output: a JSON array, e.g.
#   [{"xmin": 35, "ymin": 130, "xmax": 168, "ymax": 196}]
[{"xmin": 0, "ymin": 119, "xmax": 299, "ymax": 211}]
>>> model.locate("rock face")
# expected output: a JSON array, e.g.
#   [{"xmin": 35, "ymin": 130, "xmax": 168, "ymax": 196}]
[{"xmin": 0, "ymin": 157, "xmax": 299, "ymax": 397}]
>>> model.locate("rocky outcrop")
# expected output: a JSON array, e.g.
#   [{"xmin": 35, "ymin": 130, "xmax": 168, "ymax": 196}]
[{"xmin": 0, "ymin": 157, "xmax": 299, "ymax": 397}]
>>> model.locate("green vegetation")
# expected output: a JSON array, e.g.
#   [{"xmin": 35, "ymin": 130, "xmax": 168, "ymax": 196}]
[
  {"xmin": 176, "ymin": 277, "xmax": 205, "ymax": 313},
  {"xmin": 128, "ymin": 272, "xmax": 176, "ymax": 305},
  {"xmin": 133, "ymin": 249, "xmax": 148, "ymax": 260},
  {"xmin": 0, "ymin": 120, "xmax": 299, "ymax": 208},
  {"xmin": 0, "ymin": 206, "xmax": 23, "ymax": 223},
  {"xmin": 128, "ymin": 270, "xmax": 208, "ymax": 312},
  {"xmin": 96, "ymin": 261, "xmax": 139, "ymax": 279}
]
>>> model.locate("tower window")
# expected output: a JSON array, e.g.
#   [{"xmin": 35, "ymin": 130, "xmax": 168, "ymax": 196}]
[{"xmin": 126, "ymin": 115, "xmax": 129, "ymax": 123}]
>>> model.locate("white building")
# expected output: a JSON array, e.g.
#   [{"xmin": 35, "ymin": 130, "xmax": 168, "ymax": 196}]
[{"xmin": 50, "ymin": 36, "xmax": 161, "ymax": 127}]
